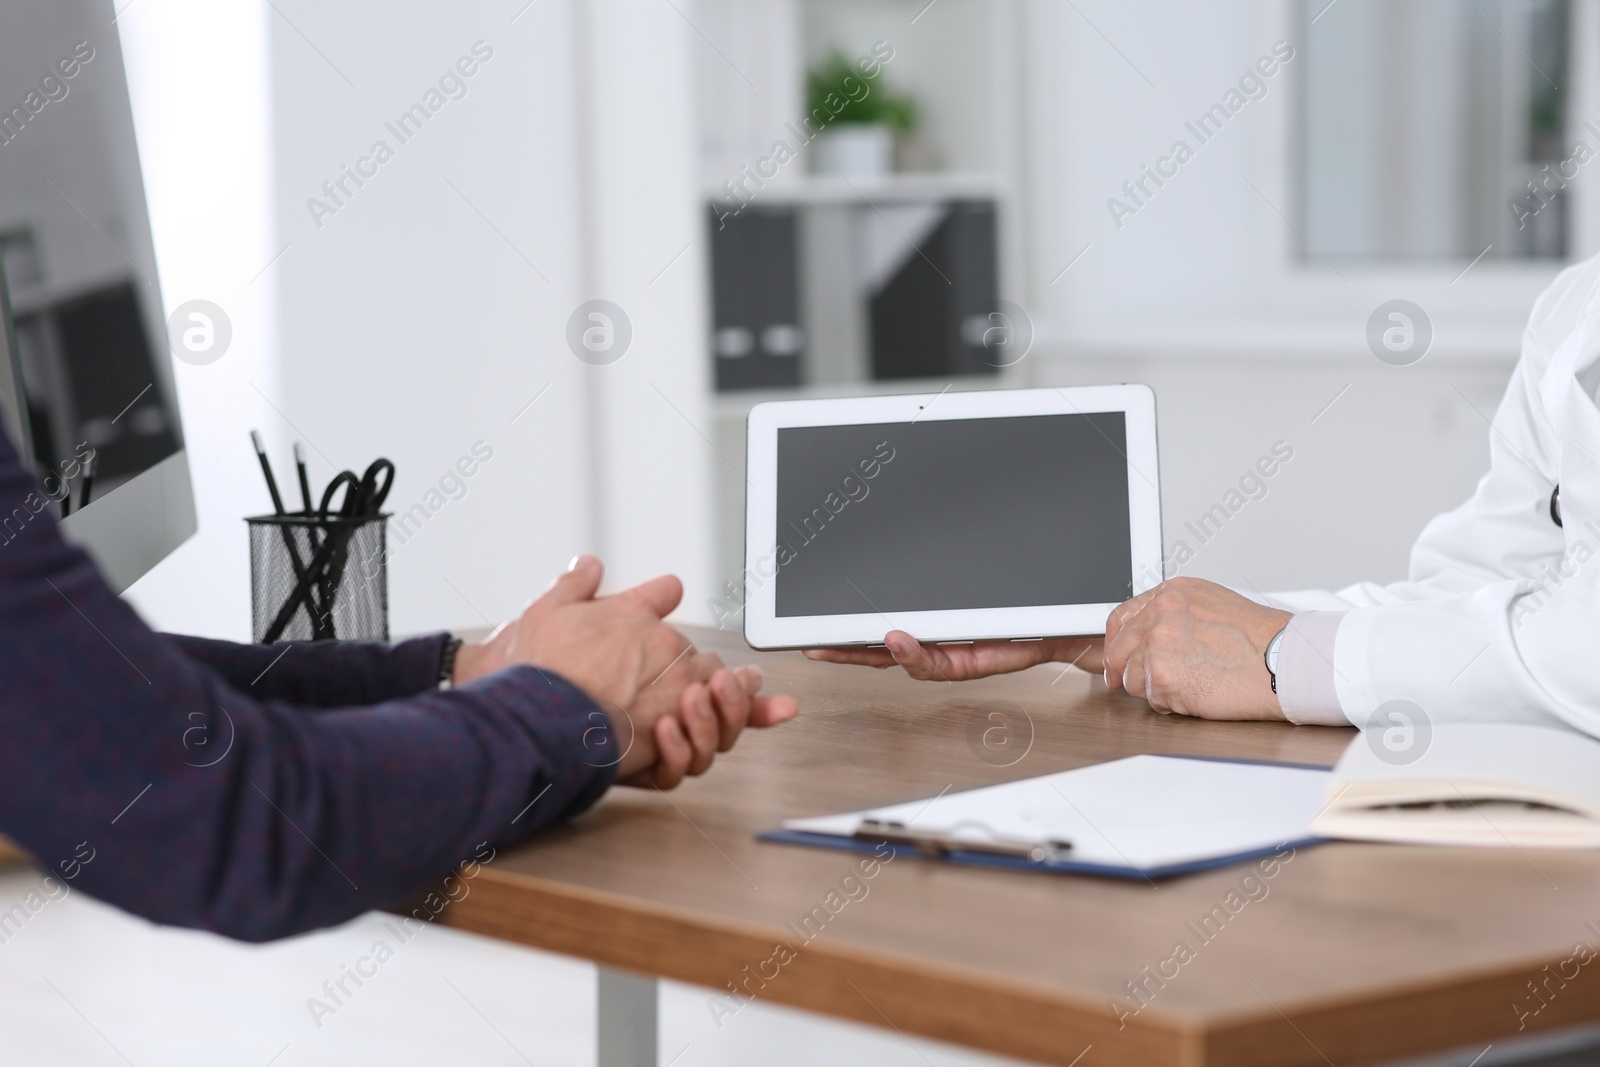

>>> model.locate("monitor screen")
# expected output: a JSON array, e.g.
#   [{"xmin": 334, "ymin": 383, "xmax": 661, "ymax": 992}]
[
  {"xmin": 0, "ymin": 2, "xmax": 182, "ymax": 508},
  {"xmin": 772, "ymin": 413, "xmax": 1134, "ymax": 618}
]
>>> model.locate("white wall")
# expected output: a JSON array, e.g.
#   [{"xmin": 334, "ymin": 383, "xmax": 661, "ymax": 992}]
[
  {"xmin": 1019, "ymin": 0, "xmax": 1558, "ymax": 349},
  {"xmin": 119, "ymin": 0, "xmax": 282, "ymax": 640},
  {"xmin": 1031, "ymin": 353, "xmax": 1512, "ymax": 592},
  {"xmin": 125, "ymin": 0, "xmax": 717, "ymax": 639},
  {"xmin": 265, "ymin": 1, "xmax": 588, "ymax": 639},
  {"xmin": 581, "ymin": 0, "xmax": 718, "ymax": 615},
  {"xmin": 1013, "ymin": 0, "xmax": 1541, "ymax": 592}
]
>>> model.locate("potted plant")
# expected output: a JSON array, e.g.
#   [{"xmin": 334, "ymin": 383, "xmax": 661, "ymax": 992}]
[{"xmin": 805, "ymin": 50, "xmax": 917, "ymax": 178}]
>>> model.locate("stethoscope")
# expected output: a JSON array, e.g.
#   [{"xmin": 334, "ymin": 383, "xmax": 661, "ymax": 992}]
[{"xmin": 1552, "ymin": 485, "xmax": 1563, "ymax": 527}]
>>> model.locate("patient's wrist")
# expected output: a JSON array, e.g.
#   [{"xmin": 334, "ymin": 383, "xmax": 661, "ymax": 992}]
[{"xmin": 449, "ymin": 637, "xmax": 494, "ymax": 687}]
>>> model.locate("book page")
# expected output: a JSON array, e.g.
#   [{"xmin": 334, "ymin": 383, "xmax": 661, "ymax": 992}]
[{"xmin": 1327, "ymin": 724, "xmax": 1600, "ymax": 817}]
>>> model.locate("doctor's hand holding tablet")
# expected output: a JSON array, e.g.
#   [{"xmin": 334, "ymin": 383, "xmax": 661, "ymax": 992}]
[
  {"xmin": 759, "ymin": 247, "xmax": 1600, "ymax": 740},
  {"xmin": 805, "ymin": 579, "xmax": 1293, "ymax": 722}
]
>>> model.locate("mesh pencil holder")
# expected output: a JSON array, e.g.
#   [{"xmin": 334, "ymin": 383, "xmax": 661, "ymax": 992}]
[{"xmin": 248, "ymin": 513, "xmax": 389, "ymax": 644}]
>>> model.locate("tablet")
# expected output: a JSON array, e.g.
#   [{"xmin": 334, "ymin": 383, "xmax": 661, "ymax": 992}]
[{"xmin": 743, "ymin": 385, "xmax": 1162, "ymax": 649}]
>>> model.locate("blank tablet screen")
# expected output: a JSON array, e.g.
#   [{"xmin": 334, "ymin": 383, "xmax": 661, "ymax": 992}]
[{"xmin": 772, "ymin": 412, "xmax": 1134, "ymax": 617}]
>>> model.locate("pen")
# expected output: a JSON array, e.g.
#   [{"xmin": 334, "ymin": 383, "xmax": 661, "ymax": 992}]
[
  {"xmin": 252, "ymin": 429, "xmax": 330, "ymax": 636},
  {"xmin": 853, "ymin": 818, "xmax": 1072, "ymax": 864},
  {"xmin": 250, "ymin": 429, "xmax": 287, "ymax": 515},
  {"xmin": 293, "ymin": 441, "xmax": 313, "ymax": 515},
  {"xmin": 292, "ymin": 440, "xmax": 325, "ymax": 628},
  {"xmin": 78, "ymin": 456, "xmax": 95, "ymax": 511}
]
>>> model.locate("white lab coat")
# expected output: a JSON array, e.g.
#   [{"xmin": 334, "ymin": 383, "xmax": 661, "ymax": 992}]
[{"xmin": 1270, "ymin": 254, "xmax": 1600, "ymax": 734}]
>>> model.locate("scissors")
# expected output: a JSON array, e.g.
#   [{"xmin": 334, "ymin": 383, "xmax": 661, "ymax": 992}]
[
  {"xmin": 316, "ymin": 459, "xmax": 394, "ymax": 608},
  {"xmin": 262, "ymin": 458, "xmax": 394, "ymax": 643}
]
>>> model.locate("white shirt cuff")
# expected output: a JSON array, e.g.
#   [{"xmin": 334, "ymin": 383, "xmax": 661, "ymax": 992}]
[{"xmin": 1275, "ymin": 611, "xmax": 1349, "ymax": 726}]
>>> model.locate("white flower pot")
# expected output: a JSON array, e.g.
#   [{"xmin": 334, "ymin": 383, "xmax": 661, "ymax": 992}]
[{"xmin": 812, "ymin": 124, "xmax": 895, "ymax": 178}]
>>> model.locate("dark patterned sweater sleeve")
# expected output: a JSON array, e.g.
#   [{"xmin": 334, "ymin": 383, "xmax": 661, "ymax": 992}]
[
  {"xmin": 162, "ymin": 632, "xmax": 452, "ymax": 708},
  {"xmin": 0, "ymin": 430, "xmax": 618, "ymax": 941}
]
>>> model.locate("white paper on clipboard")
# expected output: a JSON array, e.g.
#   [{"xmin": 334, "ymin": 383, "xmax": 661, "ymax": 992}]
[{"xmin": 782, "ymin": 755, "xmax": 1331, "ymax": 871}]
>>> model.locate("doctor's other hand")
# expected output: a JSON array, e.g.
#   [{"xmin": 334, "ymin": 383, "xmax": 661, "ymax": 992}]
[
  {"xmin": 803, "ymin": 631, "xmax": 1105, "ymax": 681},
  {"xmin": 1103, "ymin": 577, "xmax": 1289, "ymax": 720},
  {"xmin": 451, "ymin": 555, "xmax": 798, "ymax": 788}
]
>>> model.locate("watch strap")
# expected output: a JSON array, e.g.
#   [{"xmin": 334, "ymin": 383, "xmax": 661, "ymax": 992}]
[
  {"xmin": 438, "ymin": 635, "xmax": 464, "ymax": 690},
  {"xmin": 1264, "ymin": 627, "xmax": 1287, "ymax": 694}
]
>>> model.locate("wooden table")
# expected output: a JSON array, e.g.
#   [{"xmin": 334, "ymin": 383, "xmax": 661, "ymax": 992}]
[{"xmin": 435, "ymin": 626, "xmax": 1600, "ymax": 1067}]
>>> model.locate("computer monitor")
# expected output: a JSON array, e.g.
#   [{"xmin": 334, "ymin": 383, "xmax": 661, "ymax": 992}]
[{"xmin": 0, "ymin": 0, "xmax": 196, "ymax": 592}]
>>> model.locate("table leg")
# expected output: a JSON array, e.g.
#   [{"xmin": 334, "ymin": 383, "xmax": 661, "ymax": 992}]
[{"xmin": 597, "ymin": 967, "xmax": 658, "ymax": 1067}]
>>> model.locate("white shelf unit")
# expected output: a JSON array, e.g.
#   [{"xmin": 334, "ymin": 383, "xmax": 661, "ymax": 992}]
[{"xmin": 691, "ymin": 0, "xmax": 1028, "ymax": 601}]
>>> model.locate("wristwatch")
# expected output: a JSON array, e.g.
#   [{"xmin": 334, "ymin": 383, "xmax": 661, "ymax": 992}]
[{"xmin": 1264, "ymin": 627, "xmax": 1287, "ymax": 694}]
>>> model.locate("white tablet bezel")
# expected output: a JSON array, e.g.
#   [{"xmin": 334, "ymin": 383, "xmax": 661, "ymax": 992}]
[{"xmin": 742, "ymin": 384, "xmax": 1162, "ymax": 650}]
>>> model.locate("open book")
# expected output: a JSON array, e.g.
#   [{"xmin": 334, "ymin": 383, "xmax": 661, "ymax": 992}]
[{"xmin": 1310, "ymin": 723, "xmax": 1600, "ymax": 848}]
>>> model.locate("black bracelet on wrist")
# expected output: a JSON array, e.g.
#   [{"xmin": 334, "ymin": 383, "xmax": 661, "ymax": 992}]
[{"xmin": 438, "ymin": 635, "xmax": 464, "ymax": 690}]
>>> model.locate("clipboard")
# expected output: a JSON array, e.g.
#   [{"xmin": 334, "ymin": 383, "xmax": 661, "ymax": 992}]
[{"xmin": 759, "ymin": 754, "xmax": 1334, "ymax": 881}]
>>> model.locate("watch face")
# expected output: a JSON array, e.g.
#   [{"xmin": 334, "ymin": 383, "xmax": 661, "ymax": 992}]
[{"xmin": 1265, "ymin": 629, "xmax": 1286, "ymax": 673}]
